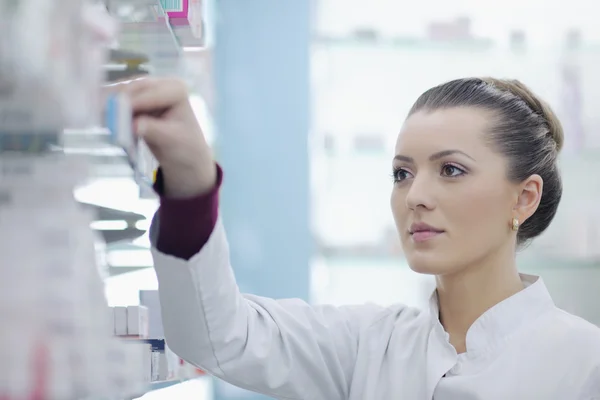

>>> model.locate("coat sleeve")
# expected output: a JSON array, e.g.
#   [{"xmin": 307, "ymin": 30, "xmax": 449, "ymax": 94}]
[{"xmin": 151, "ymin": 217, "xmax": 387, "ymax": 400}]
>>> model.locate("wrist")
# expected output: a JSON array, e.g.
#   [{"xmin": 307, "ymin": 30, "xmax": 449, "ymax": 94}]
[{"xmin": 161, "ymin": 163, "xmax": 217, "ymax": 199}]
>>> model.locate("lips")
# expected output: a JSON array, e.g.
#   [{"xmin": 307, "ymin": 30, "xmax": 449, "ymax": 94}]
[{"xmin": 409, "ymin": 222, "xmax": 444, "ymax": 243}]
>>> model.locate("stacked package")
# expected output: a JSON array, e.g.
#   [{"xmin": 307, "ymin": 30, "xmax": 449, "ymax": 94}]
[
  {"xmin": 0, "ymin": 0, "xmax": 148, "ymax": 399},
  {"xmin": 0, "ymin": 155, "xmax": 149, "ymax": 399}
]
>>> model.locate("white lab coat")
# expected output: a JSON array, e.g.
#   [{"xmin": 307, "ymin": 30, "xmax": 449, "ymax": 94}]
[{"xmin": 152, "ymin": 218, "xmax": 600, "ymax": 399}]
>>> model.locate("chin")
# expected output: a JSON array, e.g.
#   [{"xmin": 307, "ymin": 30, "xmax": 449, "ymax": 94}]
[{"xmin": 405, "ymin": 251, "xmax": 455, "ymax": 275}]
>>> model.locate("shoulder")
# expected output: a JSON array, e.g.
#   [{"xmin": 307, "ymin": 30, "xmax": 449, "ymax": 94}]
[
  {"xmin": 346, "ymin": 302, "xmax": 424, "ymax": 334},
  {"xmin": 286, "ymin": 301, "xmax": 423, "ymax": 335},
  {"xmin": 539, "ymin": 308, "xmax": 600, "ymax": 367},
  {"xmin": 553, "ymin": 311, "xmax": 600, "ymax": 396},
  {"xmin": 550, "ymin": 308, "xmax": 600, "ymax": 347},
  {"xmin": 517, "ymin": 308, "xmax": 600, "ymax": 396},
  {"xmin": 258, "ymin": 298, "xmax": 422, "ymax": 334}
]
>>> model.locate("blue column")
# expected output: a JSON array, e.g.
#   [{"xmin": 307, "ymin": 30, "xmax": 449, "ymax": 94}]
[{"xmin": 212, "ymin": 1, "xmax": 311, "ymax": 399}]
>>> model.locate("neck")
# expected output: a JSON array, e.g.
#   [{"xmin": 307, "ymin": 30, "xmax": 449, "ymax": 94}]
[{"xmin": 435, "ymin": 244, "xmax": 524, "ymax": 353}]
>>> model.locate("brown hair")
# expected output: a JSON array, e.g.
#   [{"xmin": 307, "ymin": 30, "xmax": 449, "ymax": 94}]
[{"xmin": 408, "ymin": 77, "xmax": 563, "ymax": 245}]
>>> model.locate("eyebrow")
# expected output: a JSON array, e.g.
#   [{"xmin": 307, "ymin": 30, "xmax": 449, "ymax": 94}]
[{"xmin": 393, "ymin": 149, "xmax": 476, "ymax": 163}]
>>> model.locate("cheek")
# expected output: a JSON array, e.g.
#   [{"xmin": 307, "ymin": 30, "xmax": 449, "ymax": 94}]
[
  {"xmin": 390, "ymin": 187, "xmax": 405, "ymax": 222},
  {"xmin": 445, "ymin": 181, "xmax": 509, "ymax": 234}
]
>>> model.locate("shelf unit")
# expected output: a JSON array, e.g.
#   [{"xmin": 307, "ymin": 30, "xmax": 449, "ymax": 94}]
[{"xmin": 0, "ymin": 0, "xmax": 193, "ymax": 399}]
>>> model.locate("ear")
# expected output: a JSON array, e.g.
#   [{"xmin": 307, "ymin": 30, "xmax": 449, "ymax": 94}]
[{"xmin": 514, "ymin": 174, "xmax": 543, "ymax": 223}]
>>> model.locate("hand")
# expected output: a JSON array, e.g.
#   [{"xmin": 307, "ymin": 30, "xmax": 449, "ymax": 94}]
[{"xmin": 124, "ymin": 77, "xmax": 216, "ymax": 198}]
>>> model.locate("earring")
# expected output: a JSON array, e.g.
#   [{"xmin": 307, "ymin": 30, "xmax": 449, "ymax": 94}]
[{"xmin": 511, "ymin": 217, "xmax": 520, "ymax": 231}]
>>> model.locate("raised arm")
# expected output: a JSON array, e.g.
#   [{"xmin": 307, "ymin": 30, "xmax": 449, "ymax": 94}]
[
  {"xmin": 125, "ymin": 77, "xmax": 388, "ymax": 398},
  {"xmin": 150, "ymin": 164, "xmax": 385, "ymax": 399}
]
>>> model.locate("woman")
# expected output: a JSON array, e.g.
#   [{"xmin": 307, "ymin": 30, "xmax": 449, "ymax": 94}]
[{"xmin": 127, "ymin": 77, "xmax": 600, "ymax": 399}]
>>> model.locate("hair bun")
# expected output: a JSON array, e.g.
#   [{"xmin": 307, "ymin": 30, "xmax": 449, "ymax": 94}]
[{"xmin": 482, "ymin": 78, "xmax": 564, "ymax": 153}]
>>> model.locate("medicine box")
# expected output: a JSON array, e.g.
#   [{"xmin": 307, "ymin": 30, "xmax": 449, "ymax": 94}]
[
  {"xmin": 127, "ymin": 305, "xmax": 149, "ymax": 338},
  {"xmin": 113, "ymin": 306, "xmax": 128, "ymax": 336}
]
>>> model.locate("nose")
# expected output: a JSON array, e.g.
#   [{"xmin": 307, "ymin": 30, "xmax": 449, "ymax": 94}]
[{"xmin": 405, "ymin": 173, "xmax": 436, "ymax": 211}]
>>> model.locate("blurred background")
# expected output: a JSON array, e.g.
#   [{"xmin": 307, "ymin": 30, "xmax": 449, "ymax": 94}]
[{"xmin": 86, "ymin": 0, "xmax": 600, "ymax": 398}]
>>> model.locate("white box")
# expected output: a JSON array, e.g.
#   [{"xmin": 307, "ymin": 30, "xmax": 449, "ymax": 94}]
[
  {"xmin": 150, "ymin": 351, "xmax": 160, "ymax": 382},
  {"xmin": 158, "ymin": 352, "xmax": 168, "ymax": 381},
  {"xmin": 139, "ymin": 290, "xmax": 164, "ymax": 338},
  {"xmin": 141, "ymin": 344, "xmax": 153, "ymax": 384},
  {"xmin": 120, "ymin": 340, "xmax": 152, "ymax": 388},
  {"xmin": 113, "ymin": 307, "xmax": 128, "ymax": 336},
  {"xmin": 149, "ymin": 351, "xmax": 169, "ymax": 382},
  {"xmin": 127, "ymin": 305, "xmax": 149, "ymax": 338}
]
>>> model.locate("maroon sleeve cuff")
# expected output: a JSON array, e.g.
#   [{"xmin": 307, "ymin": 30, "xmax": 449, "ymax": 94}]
[{"xmin": 154, "ymin": 164, "xmax": 223, "ymax": 260}]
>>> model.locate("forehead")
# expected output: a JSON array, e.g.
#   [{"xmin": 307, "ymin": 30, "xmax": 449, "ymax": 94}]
[{"xmin": 395, "ymin": 107, "xmax": 492, "ymax": 154}]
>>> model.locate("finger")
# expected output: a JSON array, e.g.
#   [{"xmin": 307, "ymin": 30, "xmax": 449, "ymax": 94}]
[
  {"xmin": 134, "ymin": 115, "xmax": 176, "ymax": 150},
  {"xmin": 100, "ymin": 77, "xmax": 150, "ymax": 109},
  {"xmin": 128, "ymin": 78, "xmax": 189, "ymax": 113},
  {"xmin": 120, "ymin": 76, "xmax": 158, "ymax": 93},
  {"xmin": 102, "ymin": 76, "xmax": 150, "ymax": 96}
]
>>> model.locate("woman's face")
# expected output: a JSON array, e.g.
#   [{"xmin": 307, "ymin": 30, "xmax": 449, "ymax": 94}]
[{"xmin": 391, "ymin": 107, "xmax": 520, "ymax": 275}]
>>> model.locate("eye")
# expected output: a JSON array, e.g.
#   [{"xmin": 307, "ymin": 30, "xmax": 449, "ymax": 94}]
[
  {"xmin": 440, "ymin": 163, "xmax": 466, "ymax": 178},
  {"xmin": 392, "ymin": 167, "xmax": 414, "ymax": 183}
]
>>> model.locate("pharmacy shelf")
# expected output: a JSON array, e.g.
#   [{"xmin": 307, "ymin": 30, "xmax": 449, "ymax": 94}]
[
  {"xmin": 107, "ymin": 0, "xmax": 181, "ymax": 77},
  {"xmin": 148, "ymin": 379, "xmax": 185, "ymax": 391},
  {"xmin": 131, "ymin": 377, "xmax": 213, "ymax": 400},
  {"xmin": 129, "ymin": 379, "xmax": 192, "ymax": 399}
]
